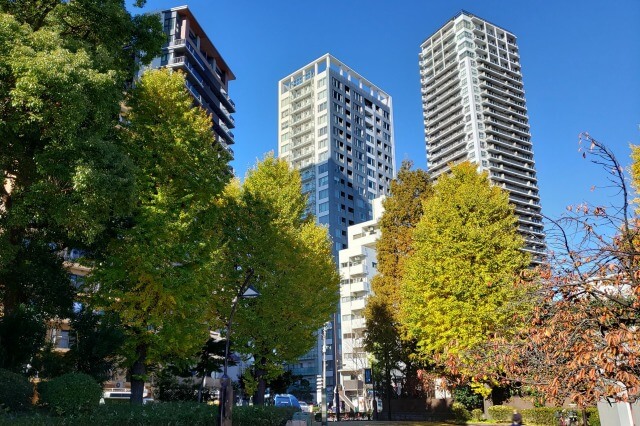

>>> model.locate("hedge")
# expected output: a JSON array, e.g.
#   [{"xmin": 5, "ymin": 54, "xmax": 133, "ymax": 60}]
[
  {"xmin": 488, "ymin": 404, "xmax": 514, "ymax": 422},
  {"xmin": 489, "ymin": 405, "xmax": 600, "ymax": 426},
  {"xmin": 0, "ymin": 369, "xmax": 32, "ymax": 412},
  {"xmin": 0, "ymin": 403, "xmax": 297, "ymax": 425},
  {"xmin": 521, "ymin": 407, "xmax": 559, "ymax": 425}
]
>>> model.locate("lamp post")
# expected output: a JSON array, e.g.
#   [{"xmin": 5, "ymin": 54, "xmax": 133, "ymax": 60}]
[
  {"xmin": 321, "ymin": 322, "xmax": 328, "ymax": 426},
  {"xmin": 218, "ymin": 284, "xmax": 260, "ymax": 426}
]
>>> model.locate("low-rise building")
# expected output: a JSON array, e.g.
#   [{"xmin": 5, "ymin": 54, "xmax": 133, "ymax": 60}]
[{"xmin": 337, "ymin": 197, "xmax": 384, "ymax": 412}]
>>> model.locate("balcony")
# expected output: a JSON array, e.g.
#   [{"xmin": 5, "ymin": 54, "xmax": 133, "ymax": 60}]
[
  {"xmin": 216, "ymin": 121, "xmax": 234, "ymax": 143},
  {"xmin": 351, "ymin": 318, "xmax": 366, "ymax": 331},
  {"xmin": 343, "ymin": 379, "xmax": 363, "ymax": 392},
  {"xmin": 291, "ymin": 123, "xmax": 314, "ymax": 138},
  {"xmin": 347, "ymin": 262, "xmax": 367, "ymax": 276},
  {"xmin": 428, "ymin": 130, "xmax": 465, "ymax": 157},
  {"xmin": 349, "ymin": 297, "xmax": 366, "ymax": 311},
  {"xmin": 169, "ymin": 38, "xmax": 236, "ymax": 113},
  {"xmin": 348, "ymin": 281, "xmax": 370, "ymax": 294},
  {"xmin": 427, "ymin": 107, "xmax": 464, "ymax": 136},
  {"xmin": 292, "ymin": 111, "xmax": 314, "ymax": 125},
  {"xmin": 292, "ymin": 147, "xmax": 314, "ymax": 162},
  {"xmin": 292, "ymin": 99, "xmax": 313, "ymax": 113}
]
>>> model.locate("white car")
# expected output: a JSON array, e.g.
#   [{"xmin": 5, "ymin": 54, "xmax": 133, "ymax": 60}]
[{"xmin": 299, "ymin": 401, "xmax": 310, "ymax": 412}]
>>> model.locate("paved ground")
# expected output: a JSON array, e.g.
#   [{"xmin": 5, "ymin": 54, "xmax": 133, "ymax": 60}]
[{"xmin": 313, "ymin": 422, "xmax": 491, "ymax": 426}]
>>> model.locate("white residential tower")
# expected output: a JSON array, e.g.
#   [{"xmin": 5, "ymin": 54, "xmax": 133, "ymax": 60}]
[{"xmin": 419, "ymin": 11, "xmax": 545, "ymax": 261}]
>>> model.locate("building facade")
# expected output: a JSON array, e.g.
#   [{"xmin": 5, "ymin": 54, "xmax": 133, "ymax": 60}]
[
  {"xmin": 278, "ymin": 54, "xmax": 396, "ymax": 400},
  {"xmin": 419, "ymin": 11, "xmax": 545, "ymax": 262},
  {"xmin": 142, "ymin": 5, "xmax": 236, "ymax": 158},
  {"xmin": 337, "ymin": 197, "xmax": 384, "ymax": 412}
]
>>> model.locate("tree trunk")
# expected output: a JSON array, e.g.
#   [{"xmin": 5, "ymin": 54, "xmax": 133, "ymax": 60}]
[
  {"xmin": 253, "ymin": 356, "xmax": 268, "ymax": 405},
  {"xmin": 197, "ymin": 370, "xmax": 207, "ymax": 403},
  {"xmin": 385, "ymin": 357, "xmax": 392, "ymax": 421},
  {"xmin": 130, "ymin": 344, "xmax": 147, "ymax": 404}
]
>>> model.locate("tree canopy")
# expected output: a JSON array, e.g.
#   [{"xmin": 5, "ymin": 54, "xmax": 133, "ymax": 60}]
[
  {"xmin": 212, "ymin": 156, "xmax": 339, "ymax": 403},
  {"xmin": 0, "ymin": 0, "xmax": 163, "ymax": 371},
  {"xmin": 363, "ymin": 161, "xmax": 432, "ymax": 403},
  {"xmin": 399, "ymin": 162, "xmax": 531, "ymax": 375},
  {"xmin": 498, "ymin": 134, "xmax": 640, "ymax": 407},
  {"xmin": 90, "ymin": 68, "xmax": 231, "ymax": 403}
]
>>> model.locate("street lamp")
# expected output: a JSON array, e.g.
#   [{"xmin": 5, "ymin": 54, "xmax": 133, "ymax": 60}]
[{"xmin": 218, "ymin": 284, "xmax": 260, "ymax": 426}]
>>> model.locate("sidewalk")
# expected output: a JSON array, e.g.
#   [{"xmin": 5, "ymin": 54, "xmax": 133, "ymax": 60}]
[{"xmin": 314, "ymin": 421, "xmax": 500, "ymax": 426}]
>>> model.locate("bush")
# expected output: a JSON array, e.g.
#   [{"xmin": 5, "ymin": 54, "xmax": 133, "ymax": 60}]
[
  {"xmin": 0, "ymin": 403, "xmax": 298, "ymax": 425},
  {"xmin": 505, "ymin": 406, "xmax": 600, "ymax": 426},
  {"xmin": 488, "ymin": 404, "xmax": 514, "ymax": 422},
  {"xmin": 0, "ymin": 369, "xmax": 32, "ymax": 412},
  {"xmin": 471, "ymin": 408, "xmax": 484, "ymax": 421},
  {"xmin": 38, "ymin": 373, "xmax": 102, "ymax": 415},
  {"xmin": 585, "ymin": 407, "xmax": 600, "ymax": 426},
  {"xmin": 451, "ymin": 401, "xmax": 471, "ymax": 422},
  {"xmin": 522, "ymin": 407, "xmax": 558, "ymax": 425},
  {"xmin": 233, "ymin": 405, "xmax": 297, "ymax": 426},
  {"xmin": 453, "ymin": 385, "xmax": 484, "ymax": 410}
]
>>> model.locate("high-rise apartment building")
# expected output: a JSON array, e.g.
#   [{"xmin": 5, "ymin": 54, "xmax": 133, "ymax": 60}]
[
  {"xmin": 278, "ymin": 54, "xmax": 395, "ymax": 399},
  {"xmin": 419, "ymin": 11, "xmax": 545, "ymax": 261},
  {"xmin": 143, "ymin": 5, "xmax": 236, "ymax": 158}
]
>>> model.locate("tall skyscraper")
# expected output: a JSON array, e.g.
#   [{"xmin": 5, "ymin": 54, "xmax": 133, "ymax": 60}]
[
  {"xmin": 142, "ymin": 6, "xmax": 236, "ymax": 158},
  {"xmin": 278, "ymin": 54, "xmax": 395, "ymax": 400},
  {"xmin": 419, "ymin": 11, "xmax": 545, "ymax": 262}
]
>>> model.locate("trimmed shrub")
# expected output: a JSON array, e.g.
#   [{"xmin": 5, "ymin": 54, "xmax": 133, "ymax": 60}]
[
  {"xmin": 38, "ymin": 372, "xmax": 102, "ymax": 415},
  {"xmin": 233, "ymin": 405, "xmax": 297, "ymax": 426},
  {"xmin": 517, "ymin": 406, "xmax": 599, "ymax": 426},
  {"xmin": 488, "ymin": 404, "xmax": 514, "ymax": 422},
  {"xmin": 522, "ymin": 406, "xmax": 558, "ymax": 425},
  {"xmin": 0, "ymin": 403, "xmax": 297, "ymax": 425},
  {"xmin": 0, "ymin": 369, "xmax": 32, "ymax": 412},
  {"xmin": 451, "ymin": 401, "xmax": 471, "ymax": 422},
  {"xmin": 471, "ymin": 408, "xmax": 484, "ymax": 421}
]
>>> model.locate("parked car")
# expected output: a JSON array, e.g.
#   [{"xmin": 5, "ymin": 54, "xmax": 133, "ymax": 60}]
[
  {"xmin": 274, "ymin": 394, "xmax": 301, "ymax": 410},
  {"xmin": 299, "ymin": 401, "xmax": 310, "ymax": 412}
]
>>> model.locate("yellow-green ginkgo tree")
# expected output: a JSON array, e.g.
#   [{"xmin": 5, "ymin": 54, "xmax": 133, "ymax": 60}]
[{"xmin": 399, "ymin": 162, "xmax": 531, "ymax": 390}]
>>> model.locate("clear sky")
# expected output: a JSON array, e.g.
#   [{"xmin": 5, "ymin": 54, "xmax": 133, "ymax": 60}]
[{"xmin": 135, "ymin": 0, "xmax": 639, "ymax": 222}]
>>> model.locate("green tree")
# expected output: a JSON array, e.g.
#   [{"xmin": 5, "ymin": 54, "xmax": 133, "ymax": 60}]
[
  {"xmin": 0, "ymin": 1, "xmax": 162, "ymax": 371},
  {"xmin": 91, "ymin": 68, "xmax": 231, "ymax": 404},
  {"xmin": 212, "ymin": 156, "xmax": 339, "ymax": 404},
  {"xmin": 399, "ymin": 162, "xmax": 530, "ymax": 376},
  {"xmin": 364, "ymin": 161, "xmax": 432, "ymax": 409}
]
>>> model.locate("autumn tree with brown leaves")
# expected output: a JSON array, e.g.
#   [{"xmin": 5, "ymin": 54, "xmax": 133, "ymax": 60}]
[{"xmin": 496, "ymin": 133, "xmax": 639, "ymax": 416}]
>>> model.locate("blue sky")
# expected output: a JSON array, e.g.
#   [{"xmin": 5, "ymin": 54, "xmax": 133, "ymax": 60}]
[{"xmin": 135, "ymin": 0, "xmax": 639, "ymax": 221}]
